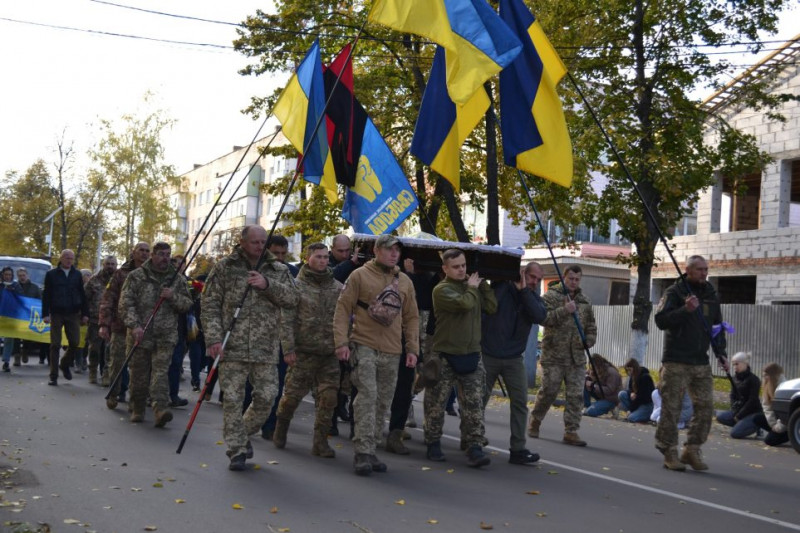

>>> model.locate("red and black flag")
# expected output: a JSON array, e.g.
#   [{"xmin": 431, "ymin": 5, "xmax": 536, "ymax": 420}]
[{"xmin": 323, "ymin": 43, "xmax": 368, "ymax": 188}]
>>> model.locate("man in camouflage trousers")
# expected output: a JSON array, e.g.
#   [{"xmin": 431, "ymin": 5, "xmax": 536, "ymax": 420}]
[
  {"xmin": 423, "ymin": 249, "xmax": 497, "ymax": 467},
  {"xmin": 333, "ymin": 234, "xmax": 419, "ymax": 476},
  {"xmin": 528, "ymin": 265, "xmax": 597, "ymax": 447},
  {"xmin": 119, "ymin": 242, "xmax": 192, "ymax": 427},
  {"xmin": 654, "ymin": 255, "xmax": 727, "ymax": 471},
  {"xmin": 100, "ymin": 242, "xmax": 150, "ymax": 407},
  {"xmin": 201, "ymin": 226, "xmax": 299, "ymax": 471},
  {"xmin": 273, "ymin": 243, "xmax": 343, "ymax": 458},
  {"xmin": 84, "ymin": 255, "xmax": 117, "ymax": 384}
]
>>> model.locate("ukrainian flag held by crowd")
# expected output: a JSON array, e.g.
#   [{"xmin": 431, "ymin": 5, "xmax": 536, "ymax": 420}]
[
  {"xmin": 272, "ymin": 39, "xmax": 338, "ymax": 202},
  {"xmin": 411, "ymin": 45, "xmax": 490, "ymax": 191},
  {"xmin": 0, "ymin": 290, "xmax": 86, "ymax": 346},
  {"xmin": 368, "ymin": 0, "xmax": 521, "ymax": 105},
  {"xmin": 499, "ymin": 0, "xmax": 573, "ymax": 187}
]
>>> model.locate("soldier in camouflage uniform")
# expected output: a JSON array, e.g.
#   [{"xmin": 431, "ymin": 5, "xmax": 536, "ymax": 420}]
[
  {"xmin": 272, "ymin": 243, "xmax": 343, "ymax": 457},
  {"xmin": 654, "ymin": 255, "xmax": 727, "ymax": 471},
  {"xmin": 201, "ymin": 226, "xmax": 299, "ymax": 471},
  {"xmin": 528, "ymin": 265, "xmax": 597, "ymax": 447},
  {"xmin": 100, "ymin": 243, "xmax": 150, "ymax": 407},
  {"xmin": 423, "ymin": 249, "xmax": 497, "ymax": 467},
  {"xmin": 119, "ymin": 242, "xmax": 192, "ymax": 427},
  {"xmin": 84, "ymin": 255, "xmax": 117, "ymax": 384},
  {"xmin": 333, "ymin": 234, "xmax": 419, "ymax": 476}
]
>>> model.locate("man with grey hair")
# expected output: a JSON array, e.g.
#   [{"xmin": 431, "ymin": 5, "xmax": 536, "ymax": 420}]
[
  {"xmin": 202, "ymin": 225, "xmax": 299, "ymax": 471},
  {"xmin": 42, "ymin": 249, "xmax": 89, "ymax": 386},
  {"xmin": 655, "ymin": 254, "xmax": 727, "ymax": 471}
]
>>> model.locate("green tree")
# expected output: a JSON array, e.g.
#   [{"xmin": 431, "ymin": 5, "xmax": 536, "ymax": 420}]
[
  {"xmin": 530, "ymin": 0, "xmax": 789, "ymax": 358},
  {"xmin": 0, "ymin": 161, "xmax": 59, "ymax": 258},
  {"xmin": 89, "ymin": 99, "xmax": 179, "ymax": 258}
]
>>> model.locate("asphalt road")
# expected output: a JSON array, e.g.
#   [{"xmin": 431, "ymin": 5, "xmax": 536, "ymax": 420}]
[{"xmin": 2, "ymin": 364, "xmax": 799, "ymax": 533}]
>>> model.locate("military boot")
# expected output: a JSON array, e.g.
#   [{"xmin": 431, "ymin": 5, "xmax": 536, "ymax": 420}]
[
  {"xmin": 528, "ymin": 419, "xmax": 541, "ymax": 438},
  {"xmin": 353, "ymin": 453, "xmax": 372, "ymax": 476},
  {"xmin": 562, "ymin": 432, "xmax": 587, "ymax": 447},
  {"xmin": 89, "ymin": 368, "xmax": 98, "ymax": 384},
  {"xmin": 662, "ymin": 448, "xmax": 686, "ymax": 471},
  {"xmin": 312, "ymin": 429, "xmax": 335, "ymax": 458},
  {"xmin": 130, "ymin": 411, "xmax": 144, "ymax": 423},
  {"xmin": 273, "ymin": 418, "xmax": 290, "ymax": 449},
  {"xmin": 385, "ymin": 429, "xmax": 409, "ymax": 455},
  {"xmin": 680, "ymin": 445, "xmax": 709, "ymax": 471},
  {"xmin": 154, "ymin": 408, "xmax": 173, "ymax": 428},
  {"xmin": 368, "ymin": 454, "xmax": 387, "ymax": 473},
  {"xmin": 106, "ymin": 397, "xmax": 118, "ymax": 410},
  {"xmin": 328, "ymin": 415, "xmax": 339, "ymax": 437}
]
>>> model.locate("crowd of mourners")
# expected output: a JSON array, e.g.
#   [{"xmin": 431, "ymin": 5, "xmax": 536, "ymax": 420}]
[{"xmin": 2, "ymin": 235, "xmax": 793, "ymax": 475}]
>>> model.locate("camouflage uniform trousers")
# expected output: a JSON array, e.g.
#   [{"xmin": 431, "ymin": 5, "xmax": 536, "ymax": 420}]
[
  {"xmin": 219, "ymin": 360, "xmax": 278, "ymax": 458},
  {"xmin": 86, "ymin": 323, "xmax": 104, "ymax": 376},
  {"xmin": 350, "ymin": 343, "xmax": 400, "ymax": 455},
  {"xmin": 106, "ymin": 332, "xmax": 126, "ymax": 394},
  {"xmin": 423, "ymin": 354, "xmax": 487, "ymax": 448},
  {"xmin": 530, "ymin": 363, "xmax": 585, "ymax": 433},
  {"xmin": 277, "ymin": 352, "xmax": 340, "ymax": 432},
  {"xmin": 127, "ymin": 336, "xmax": 174, "ymax": 416},
  {"xmin": 655, "ymin": 362, "xmax": 713, "ymax": 453},
  {"xmin": 412, "ymin": 310, "xmax": 431, "ymax": 395}
]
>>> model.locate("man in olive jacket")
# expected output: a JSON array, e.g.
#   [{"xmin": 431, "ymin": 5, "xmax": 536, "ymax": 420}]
[
  {"xmin": 423, "ymin": 248, "xmax": 497, "ymax": 467},
  {"xmin": 202, "ymin": 226, "xmax": 299, "ymax": 471},
  {"xmin": 654, "ymin": 255, "xmax": 727, "ymax": 471}
]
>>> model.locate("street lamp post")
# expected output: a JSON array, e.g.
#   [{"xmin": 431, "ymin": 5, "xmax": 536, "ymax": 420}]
[{"xmin": 42, "ymin": 206, "xmax": 63, "ymax": 259}]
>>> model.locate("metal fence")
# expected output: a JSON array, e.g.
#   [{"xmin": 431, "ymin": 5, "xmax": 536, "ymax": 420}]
[{"xmin": 591, "ymin": 304, "xmax": 800, "ymax": 379}]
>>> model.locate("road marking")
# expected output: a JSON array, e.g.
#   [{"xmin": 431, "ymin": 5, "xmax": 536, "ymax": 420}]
[{"xmin": 438, "ymin": 433, "xmax": 800, "ymax": 531}]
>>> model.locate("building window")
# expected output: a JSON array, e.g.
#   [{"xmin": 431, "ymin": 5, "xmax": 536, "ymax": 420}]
[
  {"xmin": 720, "ymin": 171, "xmax": 761, "ymax": 233},
  {"xmin": 789, "ymin": 159, "xmax": 800, "ymax": 227}
]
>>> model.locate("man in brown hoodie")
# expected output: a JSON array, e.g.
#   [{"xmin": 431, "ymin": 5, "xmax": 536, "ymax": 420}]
[{"xmin": 333, "ymin": 234, "xmax": 419, "ymax": 476}]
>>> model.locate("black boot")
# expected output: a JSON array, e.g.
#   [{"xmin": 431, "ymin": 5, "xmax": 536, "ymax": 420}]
[{"xmin": 328, "ymin": 415, "xmax": 339, "ymax": 437}]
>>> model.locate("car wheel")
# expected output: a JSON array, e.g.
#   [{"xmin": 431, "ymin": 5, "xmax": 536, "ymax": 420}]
[{"xmin": 789, "ymin": 408, "xmax": 800, "ymax": 454}]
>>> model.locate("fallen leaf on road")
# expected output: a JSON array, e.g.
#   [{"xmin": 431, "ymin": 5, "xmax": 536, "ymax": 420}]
[
  {"xmin": 175, "ymin": 499, "xmax": 185, "ymax": 504},
  {"xmin": 200, "ymin": 464, "xmax": 208, "ymax": 468},
  {"xmin": 547, "ymin": 470, "xmax": 558, "ymax": 475},
  {"xmin": 525, "ymin": 491, "xmax": 540, "ymax": 495},
  {"xmin": 64, "ymin": 519, "xmax": 81, "ymax": 524},
  {"xmin": 109, "ymin": 486, "xmax": 120, "ymax": 490},
  {"xmin": 131, "ymin": 488, "xmax": 142, "ymax": 492},
  {"xmin": 232, "ymin": 503, "xmax": 244, "ymax": 510},
  {"xmin": 277, "ymin": 528, "xmax": 290, "ymax": 532},
  {"xmin": 536, "ymin": 512, "xmax": 547, "ymax": 518},
  {"xmin": 729, "ymin": 454, "xmax": 740, "ymax": 458},
  {"xmin": 144, "ymin": 526, "xmax": 157, "ymax": 531},
  {"xmin": 679, "ymin": 501, "xmax": 686, "ymax": 505},
  {"xmin": 215, "ymin": 441, "xmax": 224, "ymax": 445},
  {"xmin": 103, "ymin": 506, "xmax": 112, "ymax": 510},
  {"xmin": 602, "ymin": 467, "xmax": 610, "ymax": 471},
  {"xmin": 427, "ymin": 519, "xmax": 438, "ymax": 524},
  {"xmin": 395, "ymin": 499, "xmax": 406, "ymax": 505},
  {"xmin": 446, "ymin": 469, "xmax": 454, "ymax": 474},
  {"xmin": 709, "ymin": 488, "xmax": 717, "ymax": 491},
  {"xmin": 270, "ymin": 507, "xmax": 278, "ymax": 514},
  {"xmin": 268, "ymin": 461, "xmax": 279, "ymax": 465},
  {"xmin": 152, "ymin": 483, "xmax": 163, "ymax": 488},
  {"xmin": 32, "ymin": 496, "xmax": 41, "ymax": 500},
  {"xmin": 479, "ymin": 521, "xmax": 493, "ymax": 530},
  {"xmin": 165, "ymin": 477, "xmax": 176, "ymax": 482},
  {"xmin": 748, "ymin": 464, "xmax": 763, "ymax": 469},
  {"xmin": 421, "ymin": 467, "xmax": 431, "ymax": 471}
]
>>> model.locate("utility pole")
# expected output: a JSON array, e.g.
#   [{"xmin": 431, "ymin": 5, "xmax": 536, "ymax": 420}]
[{"xmin": 43, "ymin": 206, "xmax": 63, "ymax": 259}]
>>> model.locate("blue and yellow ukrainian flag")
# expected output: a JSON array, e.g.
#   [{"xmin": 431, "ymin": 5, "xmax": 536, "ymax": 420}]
[
  {"xmin": 411, "ymin": 46, "xmax": 489, "ymax": 191},
  {"xmin": 368, "ymin": 0, "xmax": 521, "ymax": 105},
  {"xmin": 272, "ymin": 39, "xmax": 338, "ymax": 202},
  {"xmin": 498, "ymin": 0, "xmax": 573, "ymax": 187},
  {"xmin": 0, "ymin": 290, "xmax": 86, "ymax": 346}
]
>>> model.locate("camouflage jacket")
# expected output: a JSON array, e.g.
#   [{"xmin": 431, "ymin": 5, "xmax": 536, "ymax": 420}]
[
  {"xmin": 280, "ymin": 265, "xmax": 343, "ymax": 357},
  {"xmin": 99, "ymin": 259, "xmax": 135, "ymax": 334},
  {"xmin": 201, "ymin": 246, "xmax": 299, "ymax": 364},
  {"xmin": 540, "ymin": 282, "xmax": 596, "ymax": 366},
  {"xmin": 85, "ymin": 269, "xmax": 113, "ymax": 324},
  {"xmin": 119, "ymin": 260, "xmax": 192, "ymax": 347}
]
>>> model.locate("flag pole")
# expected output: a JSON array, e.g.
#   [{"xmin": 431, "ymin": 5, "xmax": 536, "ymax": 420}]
[
  {"xmin": 516, "ymin": 169, "xmax": 603, "ymax": 395},
  {"xmin": 564, "ymin": 72, "xmax": 732, "ymax": 384},
  {"xmin": 177, "ymin": 19, "xmax": 371, "ymax": 453}
]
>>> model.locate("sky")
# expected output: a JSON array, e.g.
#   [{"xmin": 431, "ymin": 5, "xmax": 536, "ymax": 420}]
[
  {"xmin": 1, "ymin": 1, "xmax": 797, "ymax": 185},
  {"xmin": 0, "ymin": 0, "xmax": 284, "ymax": 179}
]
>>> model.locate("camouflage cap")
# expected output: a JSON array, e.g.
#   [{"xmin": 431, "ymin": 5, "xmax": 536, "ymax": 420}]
[{"xmin": 375, "ymin": 234, "xmax": 402, "ymax": 249}]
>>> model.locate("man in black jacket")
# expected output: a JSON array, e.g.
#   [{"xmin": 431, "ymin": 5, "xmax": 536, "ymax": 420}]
[
  {"xmin": 481, "ymin": 262, "xmax": 546, "ymax": 465},
  {"xmin": 42, "ymin": 249, "xmax": 89, "ymax": 386},
  {"xmin": 654, "ymin": 255, "xmax": 728, "ymax": 471}
]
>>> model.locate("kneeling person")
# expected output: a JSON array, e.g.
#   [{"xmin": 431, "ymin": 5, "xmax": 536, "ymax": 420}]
[{"xmin": 273, "ymin": 243, "xmax": 343, "ymax": 457}]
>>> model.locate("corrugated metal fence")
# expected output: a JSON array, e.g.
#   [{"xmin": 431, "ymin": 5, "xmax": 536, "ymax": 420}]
[{"xmin": 591, "ymin": 304, "xmax": 800, "ymax": 378}]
